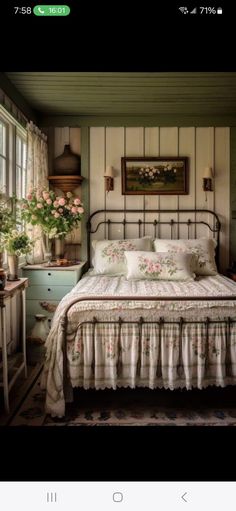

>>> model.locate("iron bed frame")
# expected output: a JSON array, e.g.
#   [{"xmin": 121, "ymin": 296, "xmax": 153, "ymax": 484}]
[{"xmin": 59, "ymin": 209, "xmax": 236, "ymax": 397}]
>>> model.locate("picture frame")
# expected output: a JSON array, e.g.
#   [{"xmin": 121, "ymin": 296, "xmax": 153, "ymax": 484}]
[{"xmin": 121, "ymin": 157, "xmax": 188, "ymax": 195}]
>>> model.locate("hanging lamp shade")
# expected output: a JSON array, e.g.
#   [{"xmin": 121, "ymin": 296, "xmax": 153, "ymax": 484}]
[{"xmin": 54, "ymin": 144, "xmax": 81, "ymax": 175}]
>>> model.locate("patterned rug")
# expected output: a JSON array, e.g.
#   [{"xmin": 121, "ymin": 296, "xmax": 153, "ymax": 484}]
[{"xmin": 8, "ymin": 372, "xmax": 236, "ymax": 426}]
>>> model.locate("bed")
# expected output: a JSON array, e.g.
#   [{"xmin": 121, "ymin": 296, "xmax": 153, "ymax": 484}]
[{"xmin": 41, "ymin": 208, "xmax": 236, "ymax": 417}]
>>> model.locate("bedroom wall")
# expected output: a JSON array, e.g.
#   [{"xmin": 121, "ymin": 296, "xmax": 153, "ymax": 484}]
[
  {"xmin": 89, "ymin": 127, "xmax": 230, "ymax": 272},
  {"xmin": 46, "ymin": 126, "xmax": 230, "ymax": 272},
  {"xmin": 45, "ymin": 127, "xmax": 81, "ymax": 260}
]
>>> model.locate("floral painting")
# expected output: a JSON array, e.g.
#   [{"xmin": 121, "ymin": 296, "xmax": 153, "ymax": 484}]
[{"xmin": 121, "ymin": 157, "xmax": 188, "ymax": 195}]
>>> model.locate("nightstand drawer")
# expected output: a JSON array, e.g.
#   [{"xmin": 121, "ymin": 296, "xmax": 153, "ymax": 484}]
[
  {"xmin": 26, "ymin": 285, "xmax": 72, "ymax": 300},
  {"xmin": 23, "ymin": 269, "xmax": 77, "ymax": 286}
]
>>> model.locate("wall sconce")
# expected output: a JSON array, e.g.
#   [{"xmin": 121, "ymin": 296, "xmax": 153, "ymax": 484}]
[
  {"xmin": 104, "ymin": 166, "xmax": 114, "ymax": 193},
  {"xmin": 203, "ymin": 167, "xmax": 213, "ymax": 192}
]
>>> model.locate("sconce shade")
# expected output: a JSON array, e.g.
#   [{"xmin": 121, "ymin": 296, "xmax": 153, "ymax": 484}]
[
  {"xmin": 203, "ymin": 167, "xmax": 213, "ymax": 179},
  {"xmin": 203, "ymin": 166, "xmax": 213, "ymax": 192},
  {"xmin": 104, "ymin": 166, "xmax": 114, "ymax": 192},
  {"xmin": 104, "ymin": 166, "xmax": 114, "ymax": 178}
]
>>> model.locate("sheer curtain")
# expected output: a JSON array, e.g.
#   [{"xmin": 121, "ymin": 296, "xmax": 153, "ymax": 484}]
[{"xmin": 26, "ymin": 121, "xmax": 48, "ymax": 263}]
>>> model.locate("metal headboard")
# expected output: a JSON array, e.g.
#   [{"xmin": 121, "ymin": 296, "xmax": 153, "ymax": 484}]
[{"xmin": 87, "ymin": 209, "xmax": 221, "ymax": 268}]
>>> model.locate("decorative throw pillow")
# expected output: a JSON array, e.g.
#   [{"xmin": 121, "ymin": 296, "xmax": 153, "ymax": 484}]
[
  {"xmin": 153, "ymin": 237, "xmax": 218, "ymax": 276},
  {"xmin": 124, "ymin": 250, "xmax": 196, "ymax": 281},
  {"xmin": 91, "ymin": 237, "xmax": 153, "ymax": 275}
]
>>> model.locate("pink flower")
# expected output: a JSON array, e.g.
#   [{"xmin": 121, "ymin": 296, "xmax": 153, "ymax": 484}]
[
  {"xmin": 58, "ymin": 208, "xmax": 63, "ymax": 213},
  {"xmin": 27, "ymin": 194, "xmax": 32, "ymax": 200},
  {"xmin": 43, "ymin": 191, "xmax": 50, "ymax": 200},
  {"xmin": 46, "ymin": 198, "xmax": 52, "ymax": 205},
  {"xmin": 74, "ymin": 198, "xmax": 81, "ymax": 205},
  {"xmin": 77, "ymin": 206, "xmax": 84, "ymax": 214},
  {"xmin": 37, "ymin": 203, "xmax": 43, "ymax": 208},
  {"xmin": 54, "ymin": 212, "xmax": 60, "ymax": 218},
  {"xmin": 66, "ymin": 192, "xmax": 72, "ymax": 198},
  {"xmin": 58, "ymin": 197, "xmax": 66, "ymax": 206},
  {"xmin": 71, "ymin": 206, "xmax": 77, "ymax": 214},
  {"xmin": 21, "ymin": 203, "xmax": 27, "ymax": 209},
  {"xmin": 53, "ymin": 200, "xmax": 59, "ymax": 208}
]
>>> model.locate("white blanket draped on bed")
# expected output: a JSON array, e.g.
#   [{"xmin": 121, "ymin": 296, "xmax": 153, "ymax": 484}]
[{"xmin": 41, "ymin": 273, "xmax": 236, "ymax": 417}]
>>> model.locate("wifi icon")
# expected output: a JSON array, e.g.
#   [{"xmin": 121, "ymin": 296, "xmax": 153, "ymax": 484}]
[{"xmin": 179, "ymin": 6, "xmax": 189, "ymax": 13}]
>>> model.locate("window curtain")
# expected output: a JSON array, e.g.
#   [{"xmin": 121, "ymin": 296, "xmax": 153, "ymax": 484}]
[{"xmin": 26, "ymin": 121, "xmax": 48, "ymax": 263}]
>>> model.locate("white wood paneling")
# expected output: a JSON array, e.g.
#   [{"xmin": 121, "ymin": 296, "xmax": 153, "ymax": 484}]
[
  {"xmin": 54, "ymin": 127, "xmax": 69, "ymax": 157},
  {"xmin": 69, "ymin": 127, "xmax": 81, "ymax": 198},
  {"xmin": 69, "ymin": 127, "xmax": 81, "ymax": 155},
  {"xmin": 179, "ymin": 127, "xmax": 196, "ymax": 239},
  {"xmin": 215, "ymin": 128, "xmax": 230, "ymax": 271},
  {"xmin": 88, "ymin": 125, "xmax": 230, "ymax": 270},
  {"xmin": 54, "ymin": 127, "xmax": 81, "ymax": 259},
  {"xmin": 90, "ymin": 127, "xmax": 105, "ymax": 250},
  {"xmin": 144, "ymin": 128, "xmax": 160, "ymax": 237},
  {"xmin": 196, "ymin": 128, "xmax": 213, "ymax": 238},
  {"xmin": 159, "ymin": 128, "xmax": 178, "ymax": 238},
  {"xmin": 105, "ymin": 127, "xmax": 125, "ymax": 239},
  {"xmin": 125, "ymin": 128, "xmax": 144, "ymax": 238}
]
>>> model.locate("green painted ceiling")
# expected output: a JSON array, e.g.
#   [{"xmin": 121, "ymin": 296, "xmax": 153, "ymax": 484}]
[{"xmin": 4, "ymin": 72, "xmax": 236, "ymax": 118}]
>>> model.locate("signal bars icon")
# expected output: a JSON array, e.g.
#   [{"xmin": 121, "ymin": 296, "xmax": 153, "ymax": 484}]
[{"xmin": 190, "ymin": 7, "xmax": 197, "ymax": 13}]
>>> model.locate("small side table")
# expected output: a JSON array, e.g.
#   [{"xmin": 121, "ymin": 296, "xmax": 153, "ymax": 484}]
[{"xmin": 0, "ymin": 278, "xmax": 28, "ymax": 413}]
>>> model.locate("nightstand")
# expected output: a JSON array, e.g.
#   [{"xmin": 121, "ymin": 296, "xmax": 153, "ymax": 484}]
[{"xmin": 22, "ymin": 262, "xmax": 86, "ymax": 334}]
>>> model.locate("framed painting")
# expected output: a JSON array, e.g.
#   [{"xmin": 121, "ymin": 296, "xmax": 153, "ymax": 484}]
[{"xmin": 121, "ymin": 157, "xmax": 188, "ymax": 195}]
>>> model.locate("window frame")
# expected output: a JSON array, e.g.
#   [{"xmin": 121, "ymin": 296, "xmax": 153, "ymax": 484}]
[{"xmin": 0, "ymin": 106, "xmax": 27, "ymax": 268}]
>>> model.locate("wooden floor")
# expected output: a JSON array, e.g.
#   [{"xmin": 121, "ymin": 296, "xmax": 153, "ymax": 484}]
[{"xmin": 0, "ymin": 362, "xmax": 43, "ymax": 426}]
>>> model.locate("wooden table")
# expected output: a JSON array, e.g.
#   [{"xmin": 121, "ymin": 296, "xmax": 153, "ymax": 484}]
[{"xmin": 0, "ymin": 278, "xmax": 28, "ymax": 413}]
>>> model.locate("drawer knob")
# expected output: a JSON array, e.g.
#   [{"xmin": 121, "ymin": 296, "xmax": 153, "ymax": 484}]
[
  {"xmin": 48, "ymin": 288, "xmax": 51, "ymax": 292},
  {"xmin": 48, "ymin": 272, "xmax": 51, "ymax": 276}
]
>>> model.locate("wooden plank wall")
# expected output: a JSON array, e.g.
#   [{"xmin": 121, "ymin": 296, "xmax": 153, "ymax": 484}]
[
  {"xmin": 89, "ymin": 127, "xmax": 230, "ymax": 272},
  {"xmin": 45, "ymin": 127, "xmax": 81, "ymax": 260}
]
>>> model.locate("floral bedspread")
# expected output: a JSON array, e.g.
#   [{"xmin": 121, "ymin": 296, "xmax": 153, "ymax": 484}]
[{"xmin": 41, "ymin": 273, "xmax": 236, "ymax": 417}]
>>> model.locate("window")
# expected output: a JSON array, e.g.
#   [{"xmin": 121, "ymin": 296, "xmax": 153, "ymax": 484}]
[
  {"xmin": 16, "ymin": 133, "xmax": 27, "ymax": 199},
  {"xmin": 0, "ymin": 119, "xmax": 7, "ymax": 192},
  {"xmin": 0, "ymin": 106, "xmax": 27, "ymax": 266},
  {"xmin": 0, "ymin": 105, "xmax": 27, "ymax": 197}
]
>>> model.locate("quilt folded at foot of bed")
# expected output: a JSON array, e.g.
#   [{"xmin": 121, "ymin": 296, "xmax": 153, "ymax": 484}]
[{"xmin": 41, "ymin": 273, "xmax": 236, "ymax": 417}]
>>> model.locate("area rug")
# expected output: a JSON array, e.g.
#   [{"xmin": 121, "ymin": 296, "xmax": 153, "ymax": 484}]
[{"xmin": 8, "ymin": 372, "xmax": 236, "ymax": 426}]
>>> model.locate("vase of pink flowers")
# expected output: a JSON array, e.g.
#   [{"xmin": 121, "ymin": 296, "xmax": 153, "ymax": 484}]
[{"xmin": 20, "ymin": 188, "xmax": 84, "ymax": 262}]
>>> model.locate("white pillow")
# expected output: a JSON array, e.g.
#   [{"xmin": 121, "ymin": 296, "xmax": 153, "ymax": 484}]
[
  {"xmin": 153, "ymin": 237, "xmax": 217, "ymax": 276},
  {"xmin": 125, "ymin": 250, "xmax": 196, "ymax": 281},
  {"xmin": 92, "ymin": 237, "xmax": 153, "ymax": 275}
]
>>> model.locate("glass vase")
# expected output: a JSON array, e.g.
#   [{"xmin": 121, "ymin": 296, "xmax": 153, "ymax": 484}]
[
  {"xmin": 42, "ymin": 235, "xmax": 53, "ymax": 266},
  {"xmin": 54, "ymin": 236, "xmax": 65, "ymax": 259},
  {"xmin": 7, "ymin": 254, "xmax": 19, "ymax": 281}
]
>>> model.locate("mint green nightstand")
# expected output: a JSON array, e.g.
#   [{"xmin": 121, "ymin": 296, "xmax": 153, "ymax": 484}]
[{"xmin": 22, "ymin": 262, "xmax": 86, "ymax": 334}]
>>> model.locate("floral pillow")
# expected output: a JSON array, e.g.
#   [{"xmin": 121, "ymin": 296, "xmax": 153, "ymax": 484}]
[
  {"xmin": 153, "ymin": 237, "xmax": 218, "ymax": 276},
  {"xmin": 91, "ymin": 237, "xmax": 153, "ymax": 275},
  {"xmin": 124, "ymin": 251, "xmax": 196, "ymax": 281}
]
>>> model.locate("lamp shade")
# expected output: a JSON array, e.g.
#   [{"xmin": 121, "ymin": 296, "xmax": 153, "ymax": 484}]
[
  {"xmin": 203, "ymin": 167, "xmax": 212, "ymax": 179},
  {"xmin": 104, "ymin": 166, "xmax": 114, "ymax": 177}
]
